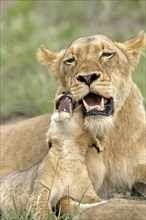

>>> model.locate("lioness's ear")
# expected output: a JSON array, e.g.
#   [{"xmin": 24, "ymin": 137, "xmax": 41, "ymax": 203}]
[
  {"xmin": 37, "ymin": 45, "xmax": 66, "ymax": 80},
  {"xmin": 123, "ymin": 31, "xmax": 146, "ymax": 71},
  {"xmin": 124, "ymin": 31, "xmax": 146, "ymax": 49},
  {"xmin": 37, "ymin": 45, "xmax": 57, "ymax": 65}
]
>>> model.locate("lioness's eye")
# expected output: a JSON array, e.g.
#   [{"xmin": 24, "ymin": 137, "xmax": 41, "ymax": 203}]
[
  {"xmin": 101, "ymin": 52, "xmax": 114, "ymax": 59},
  {"xmin": 64, "ymin": 57, "xmax": 76, "ymax": 65}
]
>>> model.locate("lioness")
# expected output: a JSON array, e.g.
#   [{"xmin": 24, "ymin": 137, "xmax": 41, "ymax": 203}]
[
  {"xmin": 1, "ymin": 32, "xmax": 145, "ymax": 202},
  {"xmin": 0, "ymin": 93, "xmax": 103, "ymax": 219},
  {"xmin": 38, "ymin": 31, "xmax": 146, "ymax": 195}
]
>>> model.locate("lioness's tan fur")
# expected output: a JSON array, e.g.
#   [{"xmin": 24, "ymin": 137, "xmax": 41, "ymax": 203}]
[
  {"xmin": 73, "ymin": 198, "xmax": 146, "ymax": 220},
  {"xmin": 0, "ymin": 32, "xmax": 146, "ymax": 218},
  {"xmin": 0, "ymin": 114, "xmax": 49, "ymax": 177}
]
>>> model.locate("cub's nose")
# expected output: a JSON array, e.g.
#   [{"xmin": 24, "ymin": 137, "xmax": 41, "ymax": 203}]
[{"xmin": 76, "ymin": 73, "xmax": 100, "ymax": 86}]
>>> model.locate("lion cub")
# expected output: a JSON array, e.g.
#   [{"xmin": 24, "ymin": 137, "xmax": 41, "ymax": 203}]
[{"xmin": 28, "ymin": 92, "xmax": 102, "ymax": 219}]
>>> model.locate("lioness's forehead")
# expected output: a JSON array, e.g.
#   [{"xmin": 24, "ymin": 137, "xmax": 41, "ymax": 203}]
[
  {"xmin": 68, "ymin": 34, "xmax": 115, "ymax": 52},
  {"xmin": 71, "ymin": 35, "xmax": 113, "ymax": 46},
  {"xmin": 73, "ymin": 34, "xmax": 112, "ymax": 43}
]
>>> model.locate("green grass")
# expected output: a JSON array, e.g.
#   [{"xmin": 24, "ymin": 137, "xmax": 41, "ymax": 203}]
[
  {"xmin": 0, "ymin": 2, "xmax": 145, "ymax": 219},
  {"xmin": 0, "ymin": 195, "xmax": 78, "ymax": 220},
  {"xmin": 1, "ymin": 0, "xmax": 145, "ymax": 123},
  {"xmin": 1, "ymin": 189, "xmax": 145, "ymax": 220}
]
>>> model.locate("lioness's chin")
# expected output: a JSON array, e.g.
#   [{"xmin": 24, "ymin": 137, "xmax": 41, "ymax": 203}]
[{"xmin": 84, "ymin": 115, "xmax": 113, "ymax": 135}]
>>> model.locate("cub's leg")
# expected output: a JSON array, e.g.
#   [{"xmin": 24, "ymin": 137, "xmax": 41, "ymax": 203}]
[
  {"xmin": 28, "ymin": 187, "xmax": 52, "ymax": 220},
  {"xmin": 28, "ymin": 156, "xmax": 59, "ymax": 220}
]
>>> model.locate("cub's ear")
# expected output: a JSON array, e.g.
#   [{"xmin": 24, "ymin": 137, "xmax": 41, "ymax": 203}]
[
  {"xmin": 37, "ymin": 45, "xmax": 66, "ymax": 80},
  {"xmin": 123, "ymin": 31, "xmax": 146, "ymax": 72}
]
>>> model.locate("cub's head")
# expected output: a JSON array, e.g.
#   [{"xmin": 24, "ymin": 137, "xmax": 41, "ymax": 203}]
[
  {"xmin": 47, "ymin": 92, "xmax": 84, "ymax": 144},
  {"xmin": 38, "ymin": 31, "xmax": 145, "ymax": 134},
  {"xmin": 51, "ymin": 92, "xmax": 82, "ymax": 123}
]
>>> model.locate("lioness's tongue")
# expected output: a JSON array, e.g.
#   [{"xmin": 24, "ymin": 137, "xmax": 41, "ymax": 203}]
[
  {"xmin": 58, "ymin": 97, "xmax": 73, "ymax": 113},
  {"xmin": 83, "ymin": 93, "xmax": 105, "ymax": 112}
]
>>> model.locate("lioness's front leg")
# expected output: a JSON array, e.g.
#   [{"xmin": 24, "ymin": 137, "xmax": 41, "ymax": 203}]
[{"xmin": 58, "ymin": 196, "xmax": 106, "ymax": 216}]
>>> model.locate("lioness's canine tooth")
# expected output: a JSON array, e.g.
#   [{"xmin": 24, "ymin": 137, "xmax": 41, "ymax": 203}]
[
  {"xmin": 82, "ymin": 99, "xmax": 90, "ymax": 111},
  {"xmin": 100, "ymin": 97, "xmax": 105, "ymax": 109}
]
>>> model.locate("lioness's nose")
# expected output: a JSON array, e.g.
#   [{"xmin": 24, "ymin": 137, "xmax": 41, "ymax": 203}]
[{"xmin": 76, "ymin": 73, "xmax": 100, "ymax": 86}]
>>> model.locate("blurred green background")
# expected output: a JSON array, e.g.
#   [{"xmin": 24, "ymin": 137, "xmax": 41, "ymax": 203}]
[{"xmin": 1, "ymin": 0, "xmax": 145, "ymax": 124}]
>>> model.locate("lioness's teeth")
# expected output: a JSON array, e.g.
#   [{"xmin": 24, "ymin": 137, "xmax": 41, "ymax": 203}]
[
  {"xmin": 83, "ymin": 99, "xmax": 90, "ymax": 111},
  {"xmin": 90, "ymin": 106, "xmax": 96, "ymax": 110},
  {"xmin": 100, "ymin": 97, "xmax": 104, "ymax": 109}
]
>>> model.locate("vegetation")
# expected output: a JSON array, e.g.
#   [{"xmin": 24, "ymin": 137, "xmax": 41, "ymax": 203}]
[
  {"xmin": 0, "ymin": 2, "xmax": 145, "ymax": 219},
  {"xmin": 1, "ymin": 0, "xmax": 145, "ymax": 123},
  {"xmin": 1, "ymin": 189, "xmax": 145, "ymax": 220}
]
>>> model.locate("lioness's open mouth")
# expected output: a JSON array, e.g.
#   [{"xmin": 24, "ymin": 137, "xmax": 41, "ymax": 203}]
[
  {"xmin": 56, "ymin": 93, "xmax": 74, "ymax": 114},
  {"xmin": 81, "ymin": 93, "xmax": 114, "ymax": 116}
]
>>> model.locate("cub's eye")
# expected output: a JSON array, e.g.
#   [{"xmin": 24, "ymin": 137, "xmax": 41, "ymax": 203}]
[
  {"xmin": 101, "ymin": 52, "xmax": 115, "ymax": 59},
  {"xmin": 64, "ymin": 57, "xmax": 76, "ymax": 65}
]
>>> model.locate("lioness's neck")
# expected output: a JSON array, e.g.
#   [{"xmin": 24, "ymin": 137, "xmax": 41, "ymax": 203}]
[
  {"xmin": 114, "ymin": 82, "xmax": 145, "ymax": 127},
  {"xmin": 108, "ymin": 82, "xmax": 145, "ymax": 145}
]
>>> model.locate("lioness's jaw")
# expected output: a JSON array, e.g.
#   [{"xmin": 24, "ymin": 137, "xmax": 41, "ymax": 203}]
[{"xmin": 81, "ymin": 94, "xmax": 114, "ymax": 117}]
